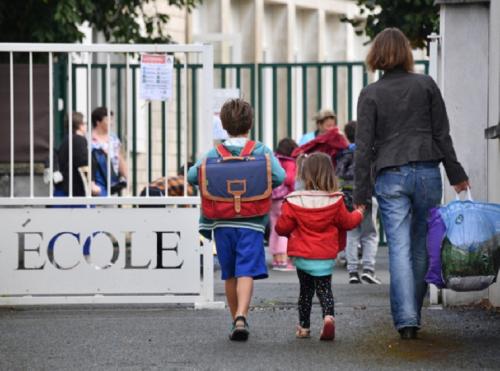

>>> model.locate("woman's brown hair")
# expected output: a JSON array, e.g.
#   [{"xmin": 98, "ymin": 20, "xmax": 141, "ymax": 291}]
[
  {"xmin": 299, "ymin": 152, "xmax": 338, "ymax": 192},
  {"xmin": 365, "ymin": 28, "xmax": 414, "ymax": 72}
]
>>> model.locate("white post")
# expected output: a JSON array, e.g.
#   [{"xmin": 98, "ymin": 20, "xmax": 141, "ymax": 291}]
[
  {"xmin": 126, "ymin": 54, "xmax": 132, "ymax": 197},
  {"xmin": 68, "ymin": 53, "xmax": 73, "ymax": 197},
  {"xmin": 163, "ymin": 97, "xmax": 169, "ymax": 197},
  {"xmin": 183, "ymin": 56, "xmax": 189, "ymax": 197},
  {"xmin": 106, "ymin": 54, "xmax": 112, "ymax": 197},
  {"xmin": 87, "ymin": 52, "xmax": 92, "ymax": 198},
  {"xmin": 9, "ymin": 51, "xmax": 14, "ymax": 198},
  {"xmin": 199, "ymin": 44, "xmax": 214, "ymax": 158},
  {"xmin": 29, "ymin": 52, "xmax": 34, "ymax": 198},
  {"xmin": 428, "ymin": 33, "xmax": 442, "ymax": 307},
  {"xmin": 49, "ymin": 52, "xmax": 54, "ymax": 198}
]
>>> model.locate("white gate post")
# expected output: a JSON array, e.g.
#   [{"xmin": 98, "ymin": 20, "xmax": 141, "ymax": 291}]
[{"xmin": 428, "ymin": 33, "xmax": 442, "ymax": 306}]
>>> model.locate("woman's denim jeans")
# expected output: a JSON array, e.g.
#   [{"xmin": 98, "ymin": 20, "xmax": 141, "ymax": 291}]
[{"xmin": 375, "ymin": 162, "xmax": 442, "ymax": 330}]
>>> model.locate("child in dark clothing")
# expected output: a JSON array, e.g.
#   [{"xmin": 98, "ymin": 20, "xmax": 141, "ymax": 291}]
[{"xmin": 336, "ymin": 121, "xmax": 381, "ymax": 284}]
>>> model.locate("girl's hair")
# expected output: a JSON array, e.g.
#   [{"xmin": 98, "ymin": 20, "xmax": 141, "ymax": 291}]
[
  {"xmin": 299, "ymin": 152, "xmax": 338, "ymax": 192},
  {"xmin": 276, "ymin": 138, "xmax": 298, "ymax": 157},
  {"xmin": 365, "ymin": 27, "xmax": 414, "ymax": 72},
  {"xmin": 295, "ymin": 154, "xmax": 307, "ymax": 183}
]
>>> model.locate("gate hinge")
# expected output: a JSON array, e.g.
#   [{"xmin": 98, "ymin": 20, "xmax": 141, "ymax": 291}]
[{"xmin": 485, "ymin": 123, "xmax": 500, "ymax": 139}]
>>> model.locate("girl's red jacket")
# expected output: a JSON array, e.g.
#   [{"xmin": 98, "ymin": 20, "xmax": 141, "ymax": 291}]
[{"xmin": 275, "ymin": 191, "xmax": 363, "ymax": 259}]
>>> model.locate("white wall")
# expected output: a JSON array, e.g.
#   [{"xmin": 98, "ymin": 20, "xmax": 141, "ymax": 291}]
[
  {"xmin": 295, "ymin": 7, "xmax": 319, "ymax": 62},
  {"xmin": 487, "ymin": 0, "xmax": 500, "ymax": 307},
  {"xmin": 229, "ymin": 0, "xmax": 255, "ymax": 63},
  {"xmin": 440, "ymin": 4, "xmax": 489, "ymax": 203},
  {"xmin": 437, "ymin": 0, "xmax": 500, "ymax": 307},
  {"xmin": 324, "ymin": 13, "xmax": 347, "ymax": 61},
  {"xmin": 263, "ymin": 3, "xmax": 288, "ymax": 62}
]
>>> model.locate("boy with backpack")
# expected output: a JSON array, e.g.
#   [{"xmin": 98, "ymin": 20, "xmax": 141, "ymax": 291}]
[{"xmin": 188, "ymin": 99, "xmax": 285, "ymax": 341}]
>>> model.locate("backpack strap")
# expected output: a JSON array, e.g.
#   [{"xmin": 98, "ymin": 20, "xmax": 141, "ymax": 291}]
[
  {"xmin": 216, "ymin": 143, "xmax": 232, "ymax": 158},
  {"xmin": 239, "ymin": 140, "xmax": 256, "ymax": 156}
]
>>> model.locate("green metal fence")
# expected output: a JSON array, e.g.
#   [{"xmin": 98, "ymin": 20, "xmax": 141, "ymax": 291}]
[
  {"xmin": 59, "ymin": 59, "xmax": 429, "ymax": 245},
  {"xmin": 60, "ymin": 60, "xmax": 428, "ymax": 195}
]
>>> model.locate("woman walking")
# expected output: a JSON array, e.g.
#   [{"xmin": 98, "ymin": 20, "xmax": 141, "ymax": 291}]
[{"xmin": 353, "ymin": 28, "xmax": 469, "ymax": 340}]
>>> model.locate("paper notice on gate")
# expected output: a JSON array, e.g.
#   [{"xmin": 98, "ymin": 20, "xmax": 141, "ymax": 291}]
[
  {"xmin": 212, "ymin": 89, "xmax": 240, "ymax": 140},
  {"xmin": 140, "ymin": 54, "xmax": 174, "ymax": 101}
]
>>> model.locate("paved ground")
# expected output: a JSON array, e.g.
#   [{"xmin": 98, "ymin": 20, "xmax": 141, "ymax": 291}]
[{"xmin": 1, "ymin": 246, "xmax": 499, "ymax": 370}]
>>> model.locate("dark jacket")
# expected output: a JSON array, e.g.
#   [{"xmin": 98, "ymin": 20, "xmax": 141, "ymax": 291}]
[
  {"xmin": 336, "ymin": 143, "xmax": 356, "ymax": 190},
  {"xmin": 336, "ymin": 144, "xmax": 356, "ymax": 210},
  {"xmin": 58, "ymin": 134, "xmax": 94, "ymax": 196},
  {"xmin": 353, "ymin": 68, "xmax": 468, "ymax": 205}
]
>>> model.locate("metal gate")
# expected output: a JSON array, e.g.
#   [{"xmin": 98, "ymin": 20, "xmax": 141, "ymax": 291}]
[{"xmin": 0, "ymin": 43, "xmax": 216, "ymax": 306}]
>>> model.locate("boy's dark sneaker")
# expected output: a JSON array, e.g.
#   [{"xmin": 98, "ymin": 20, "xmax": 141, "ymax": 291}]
[
  {"xmin": 398, "ymin": 326, "xmax": 418, "ymax": 340},
  {"xmin": 229, "ymin": 315, "xmax": 249, "ymax": 341},
  {"xmin": 361, "ymin": 269, "xmax": 381, "ymax": 284},
  {"xmin": 349, "ymin": 272, "xmax": 361, "ymax": 284}
]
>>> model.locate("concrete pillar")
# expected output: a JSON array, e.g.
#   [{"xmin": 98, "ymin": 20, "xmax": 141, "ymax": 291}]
[
  {"xmin": 318, "ymin": 9, "xmax": 326, "ymax": 62},
  {"xmin": 254, "ymin": 0, "xmax": 264, "ymax": 63},
  {"xmin": 436, "ymin": 0, "xmax": 492, "ymax": 306},
  {"xmin": 486, "ymin": 0, "xmax": 500, "ymax": 307},
  {"xmin": 286, "ymin": 3, "xmax": 296, "ymax": 62},
  {"xmin": 220, "ymin": 0, "xmax": 231, "ymax": 63},
  {"xmin": 438, "ymin": 0, "xmax": 489, "ymax": 203}
]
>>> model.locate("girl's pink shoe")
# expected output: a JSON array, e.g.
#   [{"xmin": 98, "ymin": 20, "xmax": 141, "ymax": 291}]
[
  {"xmin": 319, "ymin": 315, "xmax": 335, "ymax": 341},
  {"xmin": 272, "ymin": 260, "xmax": 283, "ymax": 271},
  {"xmin": 282, "ymin": 259, "xmax": 296, "ymax": 271}
]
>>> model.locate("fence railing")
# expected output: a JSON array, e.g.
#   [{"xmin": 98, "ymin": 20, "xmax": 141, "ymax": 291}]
[
  {"xmin": 0, "ymin": 43, "xmax": 216, "ymax": 307},
  {"xmin": 67, "ymin": 60, "xmax": 428, "ymax": 175},
  {"xmin": 0, "ymin": 43, "xmax": 214, "ymax": 204},
  {"xmin": 2, "ymin": 56, "xmax": 428, "ymax": 198}
]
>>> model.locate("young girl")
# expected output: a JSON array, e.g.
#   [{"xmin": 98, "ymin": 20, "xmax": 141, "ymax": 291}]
[
  {"xmin": 269, "ymin": 138, "xmax": 298, "ymax": 271},
  {"xmin": 275, "ymin": 152, "xmax": 364, "ymax": 340}
]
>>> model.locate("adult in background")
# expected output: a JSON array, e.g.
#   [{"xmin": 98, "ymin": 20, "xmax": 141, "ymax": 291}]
[
  {"xmin": 57, "ymin": 112, "xmax": 100, "ymax": 198},
  {"xmin": 298, "ymin": 109, "xmax": 337, "ymax": 146},
  {"xmin": 91, "ymin": 107, "xmax": 128, "ymax": 196},
  {"xmin": 353, "ymin": 28, "xmax": 469, "ymax": 340}
]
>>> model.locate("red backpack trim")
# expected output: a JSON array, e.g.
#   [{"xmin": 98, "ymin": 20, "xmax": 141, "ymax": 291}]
[
  {"xmin": 216, "ymin": 143, "xmax": 232, "ymax": 158},
  {"xmin": 216, "ymin": 140, "xmax": 256, "ymax": 158},
  {"xmin": 240, "ymin": 140, "xmax": 256, "ymax": 156}
]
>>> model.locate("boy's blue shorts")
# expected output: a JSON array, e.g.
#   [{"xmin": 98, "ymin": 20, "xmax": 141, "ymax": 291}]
[{"xmin": 214, "ymin": 227, "xmax": 268, "ymax": 280}]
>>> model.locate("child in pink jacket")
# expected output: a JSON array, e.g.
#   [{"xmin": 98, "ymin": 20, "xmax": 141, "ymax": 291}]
[{"xmin": 269, "ymin": 138, "xmax": 298, "ymax": 270}]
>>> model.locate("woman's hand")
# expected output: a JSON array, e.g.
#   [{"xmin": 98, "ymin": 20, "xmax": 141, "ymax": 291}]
[
  {"xmin": 91, "ymin": 182, "xmax": 102, "ymax": 196},
  {"xmin": 354, "ymin": 204, "xmax": 366, "ymax": 214},
  {"xmin": 453, "ymin": 180, "xmax": 470, "ymax": 194}
]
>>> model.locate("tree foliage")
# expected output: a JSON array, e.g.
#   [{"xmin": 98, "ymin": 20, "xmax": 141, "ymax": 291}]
[
  {"xmin": 342, "ymin": 0, "xmax": 439, "ymax": 49},
  {"xmin": 0, "ymin": 0, "xmax": 202, "ymax": 43}
]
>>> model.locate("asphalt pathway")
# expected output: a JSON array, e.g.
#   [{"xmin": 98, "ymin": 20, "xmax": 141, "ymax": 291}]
[{"xmin": 1, "ymin": 247, "xmax": 499, "ymax": 370}]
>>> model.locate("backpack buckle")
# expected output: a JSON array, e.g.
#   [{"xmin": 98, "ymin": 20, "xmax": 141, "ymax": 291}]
[{"xmin": 227, "ymin": 180, "xmax": 246, "ymax": 214}]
